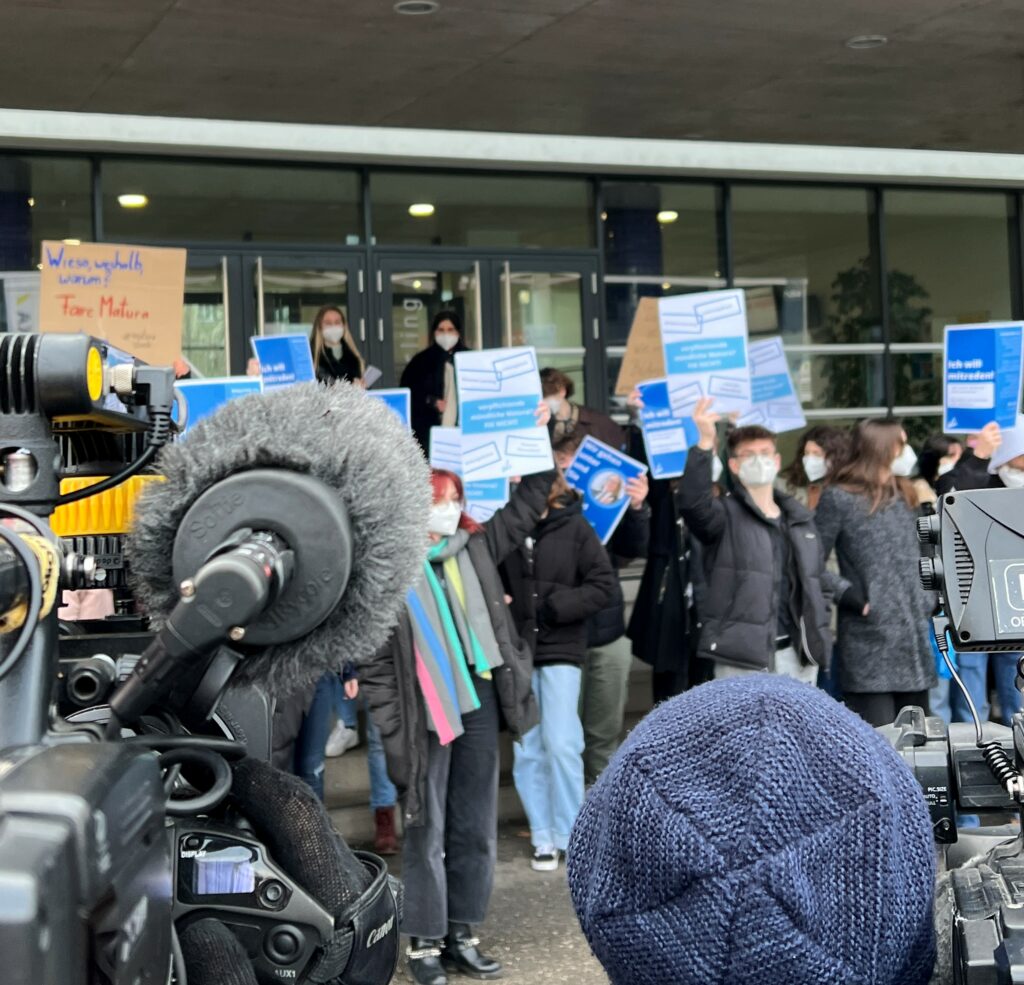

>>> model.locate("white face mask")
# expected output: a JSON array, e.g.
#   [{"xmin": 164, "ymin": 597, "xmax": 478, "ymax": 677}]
[
  {"xmin": 738, "ymin": 454, "xmax": 779, "ymax": 488},
  {"xmin": 998, "ymin": 465, "xmax": 1024, "ymax": 489},
  {"xmin": 937, "ymin": 459, "xmax": 955, "ymax": 477},
  {"xmin": 544, "ymin": 396, "xmax": 563, "ymax": 415},
  {"xmin": 435, "ymin": 332, "xmax": 459, "ymax": 352},
  {"xmin": 802, "ymin": 454, "xmax": 828, "ymax": 483},
  {"xmin": 891, "ymin": 443, "xmax": 917, "ymax": 477},
  {"xmin": 428, "ymin": 500, "xmax": 462, "ymax": 537},
  {"xmin": 711, "ymin": 455, "xmax": 724, "ymax": 483},
  {"xmin": 322, "ymin": 326, "xmax": 344, "ymax": 346}
]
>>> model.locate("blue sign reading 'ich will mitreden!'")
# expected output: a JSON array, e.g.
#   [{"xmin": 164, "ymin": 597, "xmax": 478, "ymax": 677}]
[{"xmin": 943, "ymin": 322, "xmax": 1024, "ymax": 433}]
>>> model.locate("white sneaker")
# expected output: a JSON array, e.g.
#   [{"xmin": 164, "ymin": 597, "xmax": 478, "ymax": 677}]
[
  {"xmin": 325, "ymin": 723, "xmax": 360, "ymax": 758},
  {"xmin": 531, "ymin": 847, "xmax": 560, "ymax": 872}
]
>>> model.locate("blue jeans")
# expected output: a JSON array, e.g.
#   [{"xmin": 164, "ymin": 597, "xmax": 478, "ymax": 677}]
[
  {"xmin": 513, "ymin": 664, "xmax": 585, "ymax": 852},
  {"xmin": 294, "ymin": 673, "xmax": 342, "ymax": 800},
  {"xmin": 929, "ymin": 677, "xmax": 951, "ymax": 725},
  {"xmin": 817, "ymin": 644, "xmax": 843, "ymax": 701},
  {"xmin": 294, "ymin": 675, "xmax": 397, "ymax": 809},
  {"xmin": 341, "ymin": 694, "xmax": 397, "ymax": 811},
  {"xmin": 951, "ymin": 652, "xmax": 1022, "ymax": 727}
]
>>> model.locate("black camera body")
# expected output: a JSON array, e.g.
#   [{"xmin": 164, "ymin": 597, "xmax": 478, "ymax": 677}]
[
  {"xmin": 908, "ymin": 487, "xmax": 1024, "ymax": 983},
  {"xmin": 0, "ymin": 742, "xmax": 172, "ymax": 984},
  {"xmin": 173, "ymin": 824, "xmax": 334, "ymax": 984}
]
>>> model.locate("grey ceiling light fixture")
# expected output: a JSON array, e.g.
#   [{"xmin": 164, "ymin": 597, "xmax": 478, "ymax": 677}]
[
  {"xmin": 394, "ymin": 0, "xmax": 440, "ymax": 13},
  {"xmin": 845, "ymin": 34, "xmax": 888, "ymax": 49}
]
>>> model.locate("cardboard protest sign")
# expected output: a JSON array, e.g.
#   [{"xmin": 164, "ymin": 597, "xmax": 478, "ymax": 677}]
[
  {"xmin": 636, "ymin": 378, "xmax": 699, "ymax": 480},
  {"xmin": 174, "ymin": 378, "xmax": 262, "ymax": 436},
  {"xmin": 250, "ymin": 334, "xmax": 317, "ymax": 390},
  {"xmin": 943, "ymin": 322, "xmax": 1024, "ymax": 433},
  {"xmin": 564, "ymin": 435, "xmax": 647, "ymax": 545},
  {"xmin": 367, "ymin": 388, "xmax": 412, "ymax": 428},
  {"xmin": 428, "ymin": 426, "xmax": 510, "ymax": 521},
  {"xmin": 614, "ymin": 298, "xmax": 666, "ymax": 396},
  {"xmin": 455, "ymin": 346, "xmax": 552, "ymax": 481},
  {"xmin": 736, "ymin": 336, "xmax": 806, "ymax": 434},
  {"xmin": 659, "ymin": 288, "xmax": 751, "ymax": 417},
  {"xmin": 38, "ymin": 241, "xmax": 186, "ymax": 365}
]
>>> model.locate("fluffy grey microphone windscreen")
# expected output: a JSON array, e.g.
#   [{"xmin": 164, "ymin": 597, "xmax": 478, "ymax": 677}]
[{"xmin": 127, "ymin": 381, "xmax": 431, "ymax": 697}]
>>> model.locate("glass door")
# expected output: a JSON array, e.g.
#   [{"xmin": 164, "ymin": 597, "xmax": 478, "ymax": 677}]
[
  {"xmin": 245, "ymin": 252, "xmax": 368, "ymax": 375},
  {"xmin": 182, "ymin": 251, "xmax": 238, "ymax": 377},
  {"xmin": 374, "ymin": 256, "xmax": 483, "ymax": 387},
  {"xmin": 496, "ymin": 257, "xmax": 600, "ymax": 404}
]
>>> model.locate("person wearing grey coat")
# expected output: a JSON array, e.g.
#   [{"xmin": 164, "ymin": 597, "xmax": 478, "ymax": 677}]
[{"xmin": 814, "ymin": 424, "xmax": 937, "ymax": 727}]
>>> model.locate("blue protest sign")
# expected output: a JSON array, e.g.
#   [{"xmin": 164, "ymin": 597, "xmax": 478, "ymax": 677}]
[
  {"xmin": 455, "ymin": 346, "xmax": 552, "ymax": 481},
  {"xmin": 250, "ymin": 334, "xmax": 316, "ymax": 390},
  {"xmin": 564, "ymin": 435, "xmax": 647, "ymax": 545},
  {"xmin": 658, "ymin": 288, "xmax": 751, "ymax": 417},
  {"xmin": 943, "ymin": 322, "xmax": 1024, "ymax": 433},
  {"xmin": 736, "ymin": 337, "xmax": 806, "ymax": 434},
  {"xmin": 367, "ymin": 388, "xmax": 411, "ymax": 428},
  {"xmin": 174, "ymin": 377, "xmax": 262, "ymax": 436},
  {"xmin": 636, "ymin": 378, "xmax": 699, "ymax": 480}
]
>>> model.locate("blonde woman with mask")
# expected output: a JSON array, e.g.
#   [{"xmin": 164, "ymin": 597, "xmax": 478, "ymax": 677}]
[{"xmin": 309, "ymin": 304, "xmax": 364, "ymax": 384}]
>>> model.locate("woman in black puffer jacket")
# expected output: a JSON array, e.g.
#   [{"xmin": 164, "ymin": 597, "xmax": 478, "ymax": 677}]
[{"xmin": 500, "ymin": 473, "xmax": 618, "ymax": 872}]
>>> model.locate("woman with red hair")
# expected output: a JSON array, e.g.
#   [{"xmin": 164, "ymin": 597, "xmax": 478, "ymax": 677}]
[{"xmin": 361, "ymin": 411, "xmax": 554, "ymax": 985}]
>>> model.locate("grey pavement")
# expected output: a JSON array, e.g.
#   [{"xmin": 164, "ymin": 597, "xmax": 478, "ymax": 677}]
[{"xmin": 344, "ymin": 821, "xmax": 609, "ymax": 985}]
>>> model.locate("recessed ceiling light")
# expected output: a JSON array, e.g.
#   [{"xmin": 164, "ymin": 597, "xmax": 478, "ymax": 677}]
[
  {"xmin": 412, "ymin": 279, "xmax": 423, "ymax": 290},
  {"xmin": 408, "ymin": 203, "xmax": 435, "ymax": 218},
  {"xmin": 62, "ymin": 238, "xmax": 81, "ymax": 246},
  {"xmin": 26, "ymin": 197, "xmax": 35, "ymax": 208},
  {"xmin": 661, "ymin": 282, "xmax": 672, "ymax": 291},
  {"xmin": 657, "ymin": 210, "xmax": 679, "ymax": 224},
  {"xmin": 118, "ymin": 193, "xmax": 149, "ymax": 208},
  {"xmin": 845, "ymin": 34, "xmax": 887, "ymax": 49},
  {"xmin": 394, "ymin": 0, "xmax": 439, "ymax": 13}
]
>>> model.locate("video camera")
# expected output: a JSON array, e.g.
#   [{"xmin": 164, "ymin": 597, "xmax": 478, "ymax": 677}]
[
  {"xmin": 882, "ymin": 487, "xmax": 1024, "ymax": 983},
  {"xmin": 0, "ymin": 334, "xmax": 401, "ymax": 985}
]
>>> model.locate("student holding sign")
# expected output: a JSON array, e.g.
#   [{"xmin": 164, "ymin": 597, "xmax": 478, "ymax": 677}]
[
  {"xmin": 678, "ymin": 398, "xmax": 833, "ymax": 686},
  {"xmin": 499, "ymin": 470, "xmax": 617, "ymax": 873}
]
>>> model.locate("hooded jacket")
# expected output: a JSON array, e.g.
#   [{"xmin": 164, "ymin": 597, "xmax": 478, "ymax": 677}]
[
  {"xmin": 500, "ymin": 495, "xmax": 619, "ymax": 666},
  {"xmin": 359, "ymin": 469, "xmax": 554, "ymax": 827},
  {"xmin": 677, "ymin": 446, "xmax": 834, "ymax": 672}
]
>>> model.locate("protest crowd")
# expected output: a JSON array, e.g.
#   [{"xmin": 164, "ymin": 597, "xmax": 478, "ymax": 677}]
[{"xmin": 231, "ymin": 297, "xmax": 1020, "ymax": 985}]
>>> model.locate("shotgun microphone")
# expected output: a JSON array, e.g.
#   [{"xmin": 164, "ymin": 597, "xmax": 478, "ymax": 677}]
[{"xmin": 119, "ymin": 381, "xmax": 429, "ymax": 718}]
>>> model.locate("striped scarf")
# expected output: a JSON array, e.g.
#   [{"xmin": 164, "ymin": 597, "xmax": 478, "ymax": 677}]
[{"xmin": 405, "ymin": 536, "xmax": 502, "ymax": 744}]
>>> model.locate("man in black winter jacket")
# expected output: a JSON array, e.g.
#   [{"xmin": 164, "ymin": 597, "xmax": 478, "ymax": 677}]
[{"xmin": 678, "ymin": 398, "xmax": 834, "ymax": 681}]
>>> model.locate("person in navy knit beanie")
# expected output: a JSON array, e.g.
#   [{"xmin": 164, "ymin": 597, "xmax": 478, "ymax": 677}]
[{"xmin": 567, "ymin": 674, "xmax": 938, "ymax": 985}]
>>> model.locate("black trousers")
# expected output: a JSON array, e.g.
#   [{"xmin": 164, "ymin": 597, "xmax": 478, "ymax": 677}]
[
  {"xmin": 401, "ymin": 676, "xmax": 499, "ymax": 939},
  {"xmin": 845, "ymin": 689, "xmax": 929, "ymax": 728}
]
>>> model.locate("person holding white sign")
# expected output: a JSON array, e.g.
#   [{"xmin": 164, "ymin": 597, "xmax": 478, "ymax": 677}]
[{"xmin": 677, "ymin": 398, "xmax": 833, "ymax": 684}]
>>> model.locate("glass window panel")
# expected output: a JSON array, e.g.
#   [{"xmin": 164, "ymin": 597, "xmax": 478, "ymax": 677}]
[
  {"xmin": 893, "ymin": 352, "xmax": 942, "ymax": 409},
  {"xmin": 604, "ymin": 278, "xmax": 725, "ymax": 348},
  {"xmin": 0, "ymin": 155, "xmax": 91, "ymax": 273},
  {"xmin": 733, "ymin": 186, "xmax": 880, "ymax": 345},
  {"xmin": 885, "ymin": 190, "xmax": 1012, "ymax": 344},
  {"xmin": 786, "ymin": 352, "xmax": 886, "ymax": 412},
  {"xmin": 505, "ymin": 270, "xmax": 583, "ymax": 349},
  {"xmin": 370, "ymin": 172, "xmax": 591, "ymax": 248},
  {"xmin": 602, "ymin": 182, "xmax": 722, "ymax": 278},
  {"xmin": 182, "ymin": 261, "xmax": 228, "ymax": 377},
  {"xmin": 101, "ymin": 160, "xmax": 362, "ymax": 244}
]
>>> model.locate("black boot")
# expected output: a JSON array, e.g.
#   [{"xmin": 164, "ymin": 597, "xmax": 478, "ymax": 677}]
[
  {"xmin": 407, "ymin": 938, "xmax": 447, "ymax": 985},
  {"xmin": 441, "ymin": 924, "xmax": 503, "ymax": 980}
]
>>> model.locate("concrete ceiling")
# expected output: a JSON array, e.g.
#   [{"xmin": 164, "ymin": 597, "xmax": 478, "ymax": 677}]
[{"xmin": 1, "ymin": 0, "xmax": 1022, "ymax": 153}]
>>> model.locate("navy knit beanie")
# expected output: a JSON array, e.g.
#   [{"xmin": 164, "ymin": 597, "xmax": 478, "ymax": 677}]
[{"xmin": 567, "ymin": 675, "xmax": 937, "ymax": 985}]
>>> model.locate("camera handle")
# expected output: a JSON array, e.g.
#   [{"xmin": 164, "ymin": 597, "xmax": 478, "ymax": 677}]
[{"xmin": 108, "ymin": 532, "xmax": 294, "ymax": 733}]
